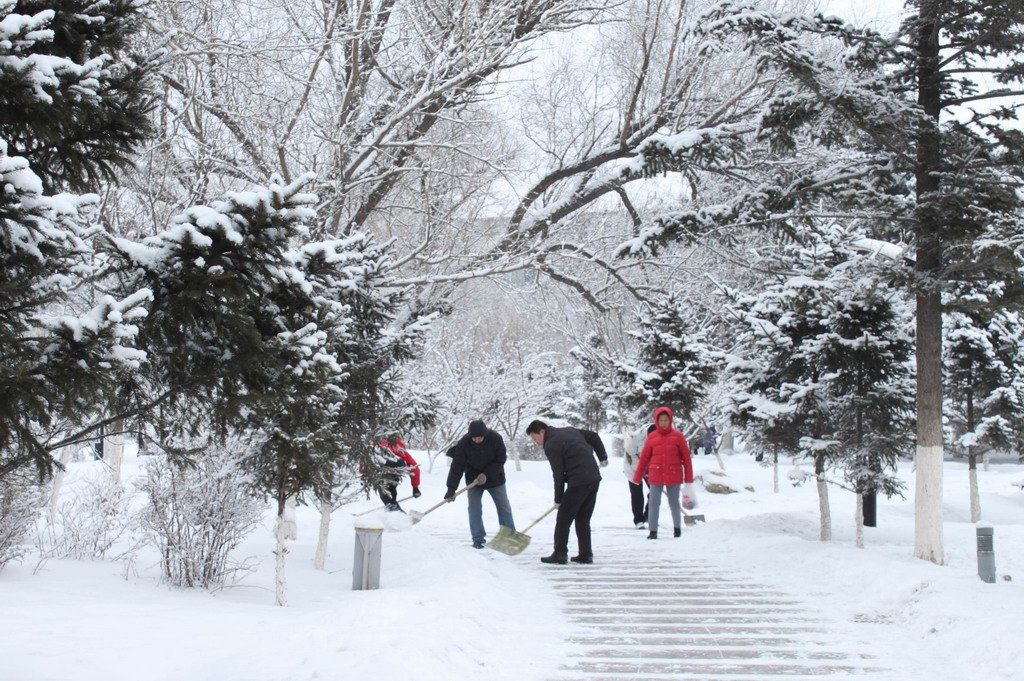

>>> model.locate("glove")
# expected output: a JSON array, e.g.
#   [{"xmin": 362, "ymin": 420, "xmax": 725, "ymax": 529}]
[
  {"xmin": 444, "ymin": 492, "xmax": 455, "ymax": 503},
  {"xmin": 412, "ymin": 487, "xmax": 421, "ymax": 498},
  {"xmin": 682, "ymin": 482, "xmax": 698, "ymax": 510},
  {"xmin": 599, "ymin": 458, "xmax": 609, "ymax": 468}
]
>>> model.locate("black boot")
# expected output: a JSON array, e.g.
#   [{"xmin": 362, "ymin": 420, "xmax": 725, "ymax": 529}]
[
  {"xmin": 540, "ymin": 553, "xmax": 568, "ymax": 564},
  {"xmin": 472, "ymin": 539, "xmax": 485, "ymax": 549},
  {"xmin": 570, "ymin": 555, "xmax": 593, "ymax": 564},
  {"xmin": 647, "ymin": 531, "xmax": 657, "ymax": 540},
  {"xmin": 674, "ymin": 527, "xmax": 681, "ymax": 538}
]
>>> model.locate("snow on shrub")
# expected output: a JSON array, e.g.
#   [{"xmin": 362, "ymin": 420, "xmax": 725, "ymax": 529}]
[
  {"xmin": 0, "ymin": 471, "xmax": 42, "ymax": 571},
  {"xmin": 137, "ymin": 440, "xmax": 263, "ymax": 589},
  {"xmin": 35, "ymin": 473, "xmax": 134, "ymax": 561}
]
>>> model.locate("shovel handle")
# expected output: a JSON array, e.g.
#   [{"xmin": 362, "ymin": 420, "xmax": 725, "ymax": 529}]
[
  {"xmin": 354, "ymin": 493, "xmax": 417, "ymax": 516},
  {"xmin": 520, "ymin": 504, "xmax": 558, "ymax": 535},
  {"xmin": 417, "ymin": 474, "xmax": 487, "ymax": 518}
]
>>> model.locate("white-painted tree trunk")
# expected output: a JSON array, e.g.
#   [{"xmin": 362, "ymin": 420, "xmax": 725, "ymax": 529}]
[
  {"xmin": 982, "ymin": 451, "xmax": 990, "ymax": 472},
  {"xmin": 47, "ymin": 446, "xmax": 74, "ymax": 521},
  {"xmin": 773, "ymin": 452, "xmax": 779, "ymax": 494},
  {"xmin": 103, "ymin": 419, "xmax": 125, "ymax": 485},
  {"xmin": 274, "ymin": 512, "xmax": 288, "ymax": 606},
  {"xmin": 313, "ymin": 500, "xmax": 333, "ymax": 570},
  {"xmin": 719, "ymin": 430, "xmax": 734, "ymax": 455},
  {"xmin": 968, "ymin": 461, "xmax": 982, "ymax": 524},
  {"xmin": 855, "ymin": 493, "xmax": 865, "ymax": 549},
  {"xmin": 913, "ymin": 444, "xmax": 945, "ymax": 564},
  {"xmin": 282, "ymin": 495, "xmax": 298, "ymax": 540},
  {"xmin": 817, "ymin": 477, "xmax": 832, "ymax": 541},
  {"xmin": 512, "ymin": 442, "xmax": 522, "ymax": 472},
  {"xmin": 714, "ymin": 446, "xmax": 726, "ymax": 471}
]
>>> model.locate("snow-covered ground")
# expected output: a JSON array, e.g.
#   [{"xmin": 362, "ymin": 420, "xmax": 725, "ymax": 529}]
[{"xmin": 2, "ymin": 449, "xmax": 1022, "ymax": 681}]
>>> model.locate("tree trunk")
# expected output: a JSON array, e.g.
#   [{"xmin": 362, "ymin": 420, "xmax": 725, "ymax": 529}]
[
  {"xmin": 274, "ymin": 502, "xmax": 288, "ymax": 606},
  {"xmin": 968, "ymin": 452, "xmax": 981, "ymax": 523},
  {"xmin": 773, "ymin": 450, "xmax": 779, "ymax": 494},
  {"xmin": 282, "ymin": 494, "xmax": 298, "ymax": 540},
  {"xmin": 912, "ymin": 0, "xmax": 946, "ymax": 565},
  {"xmin": 314, "ymin": 498, "xmax": 333, "ymax": 570},
  {"xmin": 47, "ymin": 446, "xmax": 74, "ymax": 521},
  {"xmin": 982, "ymin": 451, "xmax": 990, "ymax": 472},
  {"xmin": 714, "ymin": 442, "xmax": 726, "ymax": 472},
  {"xmin": 720, "ymin": 430, "xmax": 734, "ymax": 454},
  {"xmin": 855, "ymin": 493, "xmax": 865, "ymax": 549},
  {"xmin": 815, "ymin": 454, "xmax": 831, "ymax": 541},
  {"xmin": 512, "ymin": 441, "xmax": 522, "ymax": 472},
  {"xmin": 104, "ymin": 418, "xmax": 126, "ymax": 485}
]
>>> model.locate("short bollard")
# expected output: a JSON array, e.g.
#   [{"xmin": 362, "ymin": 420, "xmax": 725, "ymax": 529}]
[
  {"xmin": 353, "ymin": 526, "xmax": 383, "ymax": 591},
  {"xmin": 976, "ymin": 522, "xmax": 995, "ymax": 584}
]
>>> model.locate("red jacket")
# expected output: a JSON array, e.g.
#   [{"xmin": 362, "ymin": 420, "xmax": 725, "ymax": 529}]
[
  {"xmin": 633, "ymin": 406, "xmax": 693, "ymax": 486},
  {"xmin": 379, "ymin": 438, "xmax": 421, "ymax": 488}
]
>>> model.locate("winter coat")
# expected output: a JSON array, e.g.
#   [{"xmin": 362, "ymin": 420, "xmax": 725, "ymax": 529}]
[
  {"xmin": 379, "ymin": 438, "xmax": 420, "ymax": 488},
  {"xmin": 445, "ymin": 429, "xmax": 507, "ymax": 494},
  {"xmin": 542, "ymin": 427, "xmax": 608, "ymax": 504},
  {"xmin": 621, "ymin": 425, "xmax": 650, "ymax": 482},
  {"xmin": 633, "ymin": 407, "xmax": 693, "ymax": 486}
]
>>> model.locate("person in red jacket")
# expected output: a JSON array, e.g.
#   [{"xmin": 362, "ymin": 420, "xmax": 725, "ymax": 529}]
[
  {"xmin": 632, "ymin": 406, "xmax": 695, "ymax": 539},
  {"xmin": 377, "ymin": 435, "xmax": 421, "ymax": 512}
]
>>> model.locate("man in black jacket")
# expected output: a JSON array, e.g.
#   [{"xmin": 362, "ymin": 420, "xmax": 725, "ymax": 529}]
[
  {"xmin": 445, "ymin": 420, "xmax": 516, "ymax": 549},
  {"xmin": 526, "ymin": 419, "xmax": 608, "ymax": 564}
]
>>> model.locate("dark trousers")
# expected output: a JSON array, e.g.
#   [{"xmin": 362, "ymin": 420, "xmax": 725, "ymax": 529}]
[
  {"xmin": 377, "ymin": 484, "xmax": 399, "ymax": 506},
  {"xmin": 553, "ymin": 480, "xmax": 600, "ymax": 558},
  {"xmin": 629, "ymin": 481, "xmax": 649, "ymax": 524}
]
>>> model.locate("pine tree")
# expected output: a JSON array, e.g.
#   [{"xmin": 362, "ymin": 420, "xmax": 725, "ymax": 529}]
[
  {"xmin": 2, "ymin": 0, "xmax": 158, "ymax": 192},
  {"xmin": 0, "ymin": 0, "xmax": 156, "ymax": 479},
  {"xmin": 944, "ymin": 303, "xmax": 1024, "ymax": 521},
  {"xmin": 616, "ymin": 292, "xmax": 720, "ymax": 430},
  {"xmin": 725, "ymin": 224, "xmax": 914, "ymax": 542}
]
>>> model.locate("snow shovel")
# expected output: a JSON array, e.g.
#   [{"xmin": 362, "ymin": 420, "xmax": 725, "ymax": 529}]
[
  {"xmin": 487, "ymin": 504, "xmax": 558, "ymax": 556},
  {"xmin": 409, "ymin": 474, "xmax": 487, "ymax": 525},
  {"xmin": 682, "ymin": 508, "xmax": 706, "ymax": 525},
  {"xmin": 353, "ymin": 494, "xmax": 416, "ymax": 516}
]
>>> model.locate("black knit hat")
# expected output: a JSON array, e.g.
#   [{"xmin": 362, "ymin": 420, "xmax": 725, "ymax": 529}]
[{"xmin": 468, "ymin": 420, "xmax": 487, "ymax": 437}]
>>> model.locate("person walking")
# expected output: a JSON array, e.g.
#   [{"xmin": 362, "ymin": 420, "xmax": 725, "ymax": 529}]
[
  {"xmin": 632, "ymin": 407, "xmax": 694, "ymax": 539},
  {"xmin": 622, "ymin": 424, "xmax": 654, "ymax": 529},
  {"xmin": 376, "ymin": 435, "xmax": 421, "ymax": 512},
  {"xmin": 445, "ymin": 420, "xmax": 515, "ymax": 549},
  {"xmin": 526, "ymin": 419, "xmax": 608, "ymax": 564}
]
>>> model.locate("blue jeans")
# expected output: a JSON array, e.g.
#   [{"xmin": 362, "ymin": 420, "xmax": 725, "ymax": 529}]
[{"xmin": 467, "ymin": 484, "xmax": 515, "ymax": 542}]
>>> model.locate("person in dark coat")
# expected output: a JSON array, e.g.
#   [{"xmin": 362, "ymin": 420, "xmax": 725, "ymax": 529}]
[
  {"xmin": 445, "ymin": 420, "xmax": 515, "ymax": 549},
  {"xmin": 526, "ymin": 419, "xmax": 608, "ymax": 564}
]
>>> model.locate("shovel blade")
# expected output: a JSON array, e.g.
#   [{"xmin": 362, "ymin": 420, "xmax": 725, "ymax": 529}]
[
  {"xmin": 409, "ymin": 511, "xmax": 425, "ymax": 525},
  {"xmin": 684, "ymin": 513, "xmax": 706, "ymax": 525},
  {"xmin": 487, "ymin": 525, "xmax": 531, "ymax": 556}
]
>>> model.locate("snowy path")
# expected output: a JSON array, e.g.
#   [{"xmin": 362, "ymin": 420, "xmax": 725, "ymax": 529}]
[
  {"xmin": 427, "ymin": 522, "xmax": 884, "ymax": 681},
  {"xmin": 538, "ymin": 539, "xmax": 885, "ymax": 681}
]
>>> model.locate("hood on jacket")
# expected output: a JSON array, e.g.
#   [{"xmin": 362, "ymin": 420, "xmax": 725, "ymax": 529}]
[{"xmin": 653, "ymin": 406, "xmax": 674, "ymax": 434}]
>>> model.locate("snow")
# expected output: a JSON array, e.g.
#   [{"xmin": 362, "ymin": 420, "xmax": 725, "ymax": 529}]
[{"xmin": 2, "ymin": 451, "xmax": 1023, "ymax": 680}]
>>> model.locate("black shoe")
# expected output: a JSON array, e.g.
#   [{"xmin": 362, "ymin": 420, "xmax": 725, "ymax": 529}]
[
  {"xmin": 472, "ymin": 540, "xmax": 485, "ymax": 549},
  {"xmin": 647, "ymin": 531, "xmax": 658, "ymax": 540},
  {"xmin": 540, "ymin": 554, "xmax": 568, "ymax": 564},
  {"xmin": 570, "ymin": 555, "xmax": 593, "ymax": 564},
  {"xmin": 674, "ymin": 527, "xmax": 681, "ymax": 538},
  {"xmin": 386, "ymin": 503, "xmax": 404, "ymax": 513}
]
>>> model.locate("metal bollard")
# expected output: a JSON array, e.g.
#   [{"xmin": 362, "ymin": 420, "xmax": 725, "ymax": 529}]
[
  {"xmin": 976, "ymin": 523, "xmax": 995, "ymax": 584},
  {"xmin": 352, "ymin": 526, "xmax": 383, "ymax": 590}
]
